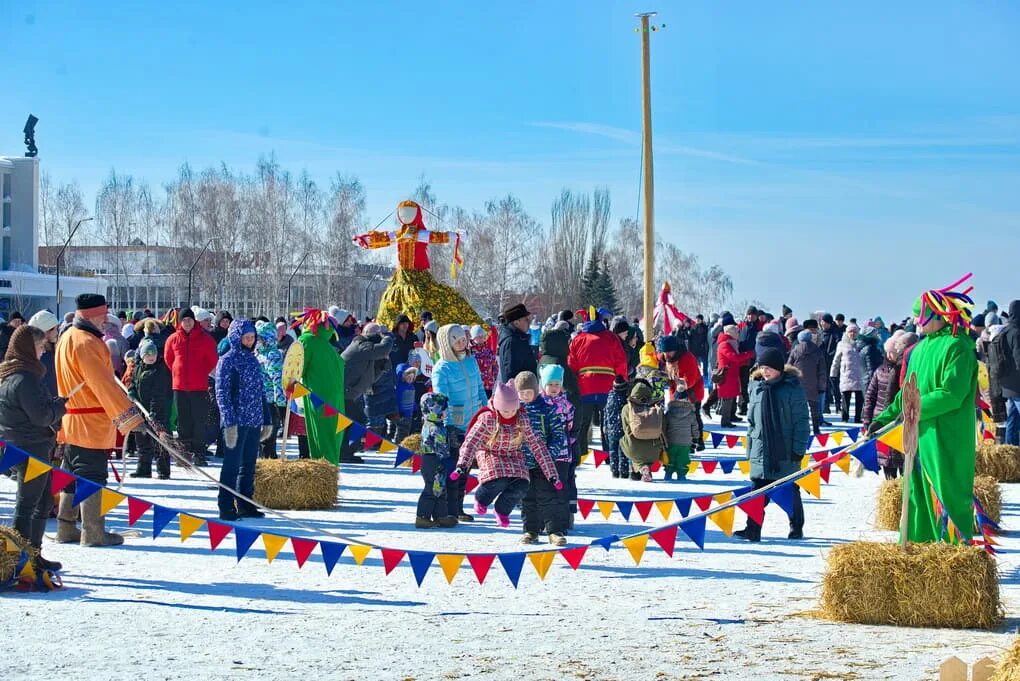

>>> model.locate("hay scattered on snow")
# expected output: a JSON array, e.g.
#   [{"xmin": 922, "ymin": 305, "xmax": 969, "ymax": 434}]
[
  {"xmin": 0, "ymin": 525, "xmax": 34, "ymax": 584},
  {"xmin": 875, "ymin": 476, "xmax": 1002, "ymax": 531},
  {"xmin": 976, "ymin": 443, "xmax": 1020, "ymax": 482},
  {"xmin": 819, "ymin": 541, "xmax": 1001, "ymax": 630},
  {"xmin": 992, "ymin": 636, "xmax": 1020, "ymax": 681},
  {"xmin": 253, "ymin": 459, "xmax": 338, "ymax": 510},
  {"xmin": 400, "ymin": 434, "xmax": 422, "ymax": 454}
]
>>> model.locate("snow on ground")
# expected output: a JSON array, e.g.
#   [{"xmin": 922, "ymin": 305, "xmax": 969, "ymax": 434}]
[{"xmin": 2, "ymin": 420, "xmax": 1019, "ymax": 681}]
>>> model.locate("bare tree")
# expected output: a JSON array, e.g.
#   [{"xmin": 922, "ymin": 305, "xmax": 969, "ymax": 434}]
[
  {"xmin": 539, "ymin": 187, "xmax": 611, "ymax": 312},
  {"xmin": 320, "ymin": 173, "xmax": 366, "ymax": 308},
  {"xmin": 95, "ymin": 170, "xmax": 138, "ymax": 309},
  {"xmin": 605, "ymin": 217, "xmax": 644, "ymax": 317}
]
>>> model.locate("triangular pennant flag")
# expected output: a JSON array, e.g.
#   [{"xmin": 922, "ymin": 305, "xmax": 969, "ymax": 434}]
[
  {"xmin": 650, "ymin": 526, "xmax": 679, "ymax": 557},
  {"xmin": 99, "ymin": 488, "xmax": 127, "ymax": 516},
  {"xmin": 675, "ymin": 497, "xmax": 693, "ymax": 517},
  {"xmin": 714, "ymin": 491, "xmax": 733, "ymax": 505},
  {"xmin": 23, "ymin": 457, "xmax": 52, "ymax": 483},
  {"xmin": 577, "ymin": 498, "xmax": 595, "ymax": 519},
  {"xmin": 381, "ymin": 548, "xmax": 406, "ymax": 575},
  {"xmin": 801, "ymin": 455, "xmax": 811, "ymax": 469},
  {"xmin": 680, "ymin": 516, "xmax": 706, "ymax": 549},
  {"xmin": 851, "ymin": 439, "xmax": 880, "ymax": 473},
  {"xmin": 725, "ymin": 435, "xmax": 739, "ymax": 448},
  {"xmin": 72, "ymin": 478, "xmax": 102, "ymax": 507},
  {"xmin": 597, "ymin": 501, "xmax": 615, "ymax": 520},
  {"xmin": 467, "ymin": 554, "xmax": 496, "ymax": 584},
  {"xmin": 687, "ymin": 462, "xmax": 699, "ymax": 475},
  {"xmin": 634, "ymin": 501, "xmax": 653, "ymax": 522},
  {"xmin": 393, "ymin": 446, "xmax": 415, "ymax": 468},
  {"xmin": 702, "ymin": 460, "xmax": 718, "ymax": 474},
  {"xmin": 262, "ymin": 534, "xmax": 288, "ymax": 564},
  {"xmin": 308, "ymin": 393, "xmax": 325, "ymax": 410},
  {"xmin": 694, "ymin": 495, "xmax": 713, "ymax": 512},
  {"xmin": 655, "ymin": 500, "xmax": 674, "ymax": 521},
  {"xmin": 234, "ymin": 526, "xmax": 261, "ymax": 561},
  {"xmin": 816, "ymin": 433, "xmax": 830, "ymax": 447},
  {"xmin": 335, "ymin": 413, "xmax": 352, "ymax": 433},
  {"xmin": 835, "ymin": 453, "xmax": 850, "ymax": 474},
  {"xmin": 739, "ymin": 436, "xmax": 748, "ymax": 449},
  {"xmin": 346, "ymin": 422, "xmax": 366, "ymax": 444},
  {"xmin": 290, "ymin": 537, "xmax": 318, "ymax": 568},
  {"xmin": 528, "ymin": 551, "xmax": 556, "ymax": 580},
  {"xmin": 322, "ymin": 403, "xmax": 339, "ymax": 417},
  {"xmin": 737, "ymin": 495, "xmax": 766, "ymax": 526},
  {"xmin": 559, "ymin": 546, "xmax": 588, "ymax": 570},
  {"xmin": 711, "ymin": 432, "xmax": 724, "ymax": 448},
  {"xmin": 737, "ymin": 460, "xmax": 751, "ymax": 475},
  {"xmin": 578, "ymin": 452, "xmax": 590, "ymax": 466},
  {"xmin": 348, "ymin": 544, "xmax": 372, "ymax": 565},
  {"xmin": 498, "ymin": 552, "xmax": 527, "ymax": 588},
  {"xmin": 207, "ymin": 521, "xmax": 232, "ymax": 550},
  {"xmin": 846, "ymin": 427, "xmax": 860, "ymax": 441},
  {"xmin": 616, "ymin": 501, "xmax": 633, "ymax": 521},
  {"xmin": 48, "ymin": 468, "xmax": 75, "ymax": 495},
  {"xmin": 379, "ymin": 440, "xmax": 397, "ymax": 454},
  {"xmin": 649, "ymin": 461, "xmax": 662, "ymax": 473},
  {"xmin": 465, "ymin": 475, "xmax": 479, "ymax": 494},
  {"xmin": 410, "ymin": 455, "xmax": 422, "ymax": 473},
  {"xmin": 818, "ymin": 463, "xmax": 832, "ymax": 484},
  {"xmin": 806, "ymin": 436, "xmax": 815, "ymax": 450},
  {"xmin": 407, "ymin": 551, "xmax": 434, "ymax": 586},
  {"xmin": 151, "ymin": 505, "xmax": 177, "ymax": 539},
  {"xmin": 795, "ymin": 470, "xmax": 822, "ymax": 499},
  {"xmin": 290, "ymin": 383, "xmax": 311, "ymax": 399},
  {"xmin": 831, "ymin": 431, "xmax": 845, "ymax": 445},
  {"xmin": 127, "ymin": 496, "xmax": 152, "ymax": 526},
  {"xmin": 720, "ymin": 460, "xmax": 735, "ymax": 474},
  {"xmin": 709, "ymin": 505, "xmax": 735, "ymax": 536},
  {"xmin": 621, "ymin": 534, "xmax": 649, "ymax": 565},
  {"xmin": 767, "ymin": 484, "xmax": 796, "ymax": 519},
  {"xmin": 878, "ymin": 425, "xmax": 904, "ymax": 452},
  {"xmin": 436, "ymin": 554, "xmax": 464, "ymax": 584},
  {"xmin": 593, "ymin": 450, "xmax": 609, "ymax": 467},
  {"xmin": 364, "ymin": 430, "xmax": 383, "ymax": 449},
  {"xmin": 319, "ymin": 541, "xmax": 346, "ymax": 575},
  {"xmin": 590, "ymin": 534, "xmax": 619, "ymax": 551},
  {"xmin": 812, "ymin": 451, "xmax": 828, "ymax": 462},
  {"xmin": 178, "ymin": 514, "xmax": 205, "ymax": 542},
  {"xmin": 0, "ymin": 446, "xmax": 29, "ymax": 472}
]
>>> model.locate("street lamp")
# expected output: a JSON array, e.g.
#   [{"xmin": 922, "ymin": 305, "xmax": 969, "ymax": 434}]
[
  {"xmin": 55, "ymin": 216, "xmax": 93, "ymax": 317},
  {"xmin": 285, "ymin": 251, "xmax": 310, "ymax": 317},
  {"xmin": 186, "ymin": 237, "xmax": 219, "ymax": 307}
]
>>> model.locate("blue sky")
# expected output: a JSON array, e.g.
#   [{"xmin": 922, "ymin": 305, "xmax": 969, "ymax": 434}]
[{"xmin": 3, "ymin": 1, "xmax": 1018, "ymax": 319}]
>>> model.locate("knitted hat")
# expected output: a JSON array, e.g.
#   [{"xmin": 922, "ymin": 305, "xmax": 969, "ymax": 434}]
[
  {"xmin": 9, "ymin": 311, "xmax": 24, "ymax": 322},
  {"xmin": 362, "ymin": 322, "xmax": 384, "ymax": 336},
  {"xmin": 723, "ymin": 324, "xmax": 738, "ymax": 338},
  {"xmin": 514, "ymin": 371, "xmax": 540, "ymax": 395},
  {"xmin": 846, "ymin": 323, "xmax": 860, "ymax": 333},
  {"xmin": 611, "ymin": 316, "xmax": 630, "ymax": 335},
  {"xmin": 822, "ymin": 313, "xmax": 835, "ymax": 324},
  {"xmin": 656, "ymin": 334, "xmax": 680, "ymax": 354},
  {"xmin": 558, "ymin": 309, "xmax": 574, "ymax": 323},
  {"xmin": 180, "ymin": 307, "xmax": 196, "ymax": 320},
  {"xmin": 424, "ymin": 320, "xmax": 439, "ymax": 334},
  {"xmin": 720, "ymin": 312, "xmax": 736, "ymax": 327},
  {"xmin": 501, "ymin": 303, "xmax": 530, "ymax": 324},
  {"xmin": 193, "ymin": 306, "xmax": 214, "ymax": 323},
  {"xmin": 971, "ymin": 313, "xmax": 986, "ymax": 327},
  {"xmin": 139, "ymin": 337, "xmax": 158, "ymax": 358},
  {"xmin": 492, "ymin": 382, "xmax": 519, "ymax": 412},
  {"xmin": 758, "ymin": 348, "xmax": 785, "ymax": 373},
  {"xmin": 76, "ymin": 293, "xmax": 107, "ymax": 315},
  {"xmin": 785, "ymin": 317, "xmax": 800, "ymax": 333},
  {"xmin": 639, "ymin": 342, "xmax": 659, "ymax": 369},
  {"xmin": 797, "ymin": 329, "xmax": 814, "ymax": 344},
  {"xmin": 28, "ymin": 310, "xmax": 59, "ymax": 333},
  {"xmin": 763, "ymin": 321, "xmax": 782, "ymax": 335},
  {"xmin": 539, "ymin": 363, "xmax": 564, "ymax": 386},
  {"xmin": 803, "ymin": 319, "xmax": 819, "ymax": 330},
  {"xmin": 469, "ymin": 324, "xmax": 486, "ymax": 339}
]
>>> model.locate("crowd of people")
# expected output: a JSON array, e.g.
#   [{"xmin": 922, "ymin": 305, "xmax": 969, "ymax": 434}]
[{"xmin": 1, "ymin": 290, "xmax": 1017, "ymax": 576}]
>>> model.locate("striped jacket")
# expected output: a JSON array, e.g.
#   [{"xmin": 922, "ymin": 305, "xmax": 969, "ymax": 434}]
[{"xmin": 457, "ymin": 408, "xmax": 557, "ymax": 484}]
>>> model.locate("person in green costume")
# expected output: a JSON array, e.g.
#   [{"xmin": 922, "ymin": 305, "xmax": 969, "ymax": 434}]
[
  {"xmin": 871, "ymin": 280, "xmax": 977, "ymax": 543},
  {"xmin": 295, "ymin": 309, "xmax": 345, "ymax": 464}
]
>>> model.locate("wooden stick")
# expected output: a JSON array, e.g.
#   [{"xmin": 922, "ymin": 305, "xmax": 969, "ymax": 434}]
[
  {"xmin": 899, "ymin": 374, "xmax": 921, "ymax": 548},
  {"xmin": 280, "ymin": 400, "xmax": 292, "ymax": 461}
]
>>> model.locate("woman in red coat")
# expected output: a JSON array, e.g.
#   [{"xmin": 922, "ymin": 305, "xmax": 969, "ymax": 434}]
[{"xmin": 715, "ymin": 325, "xmax": 755, "ymax": 427}]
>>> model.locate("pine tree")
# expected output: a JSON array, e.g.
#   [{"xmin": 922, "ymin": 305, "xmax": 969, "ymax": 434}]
[
  {"xmin": 580, "ymin": 252, "xmax": 601, "ymax": 307},
  {"xmin": 595, "ymin": 260, "xmax": 619, "ymax": 315}
]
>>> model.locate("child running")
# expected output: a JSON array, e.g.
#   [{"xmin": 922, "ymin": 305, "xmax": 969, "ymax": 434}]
[{"xmin": 515, "ymin": 371, "xmax": 569, "ymax": 545}]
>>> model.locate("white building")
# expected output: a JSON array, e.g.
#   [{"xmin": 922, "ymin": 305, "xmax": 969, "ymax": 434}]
[{"xmin": 0, "ymin": 155, "xmax": 105, "ymax": 317}]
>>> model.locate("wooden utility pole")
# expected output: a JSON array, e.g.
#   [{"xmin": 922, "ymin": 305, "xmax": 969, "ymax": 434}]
[{"xmin": 637, "ymin": 11, "xmax": 657, "ymax": 341}]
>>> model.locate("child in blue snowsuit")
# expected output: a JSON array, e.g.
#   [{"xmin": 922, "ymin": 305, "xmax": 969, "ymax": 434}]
[
  {"xmin": 515, "ymin": 371, "xmax": 569, "ymax": 545},
  {"xmin": 414, "ymin": 392, "xmax": 458, "ymax": 529},
  {"xmin": 604, "ymin": 376, "xmax": 630, "ymax": 478},
  {"xmin": 394, "ymin": 363, "xmax": 418, "ymax": 444}
]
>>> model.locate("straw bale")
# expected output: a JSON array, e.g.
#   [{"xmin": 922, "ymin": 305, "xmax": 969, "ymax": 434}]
[
  {"xmin": 253, "ymin": 459, "xmax": 338, "ymax": 510},
  {"xmin": 875, "ymin": 476, "xmax": 1001, "ymax": 531},
  {"xmin": 0, "ymin": 525, "xmax": 34, "ymax": 584},
  {"xmin": 401, "ymin": 434, "xmax": 422, "ymax": 454},
  {"xmin": 991, "ymin": 636, "xmax": 1020, "ymax": 681},
  {"xmin": 976, "ymin": 443, "xmax": 1020, "ymax": 482}
]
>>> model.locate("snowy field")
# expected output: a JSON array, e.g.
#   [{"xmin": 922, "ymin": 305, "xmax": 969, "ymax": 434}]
[{"xmin": 2, "ymin": 421, "xmax": 1019, "ymax": 681}]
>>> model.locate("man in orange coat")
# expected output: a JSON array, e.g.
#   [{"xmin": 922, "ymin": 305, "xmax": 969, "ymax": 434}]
[{"xmin": 55, "ymin": 293, "xmax": 144, "ymax": 547}]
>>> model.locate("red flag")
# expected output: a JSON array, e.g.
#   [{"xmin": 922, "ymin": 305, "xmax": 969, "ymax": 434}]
[
  {"xmin": 694, "ymin": 495, "xmax": 713, "ymax": 512},
  {"xmin": 818, "ymin": 463, "xmax": 831, "ymax": 483},
  {"xmin": 816, "ymin": 433, "xmax": 829, "ymax": 447},
  {"xmin": 737, "ymin": 495, "xmax": 766, "ymax": 526},
  {"xmin": 207, "ymin": 521, "xmax": 232, "ymax": 551},
  {"xmin": 593, "ymin": 451, "xmax": 609, "ymax": 468},
  {"xmin": 812, "ymin": 451, "xmax": 827, "ymax": 462},
  {"xmin": 291, "ymin": 537, "xmax": 318, "ymax": 568},
  {"xmin": 701, "ymin": 460, "xmax": 718, "ymax": 474},
  {"xmin": 577, "ymin": 498, "xmax": 595, "ymax": 519},
  {"xmin": 127, "ymin": 497, "xmax": 152, "ymax": 526},
  {"xmin": 364, "ymin": 430, "xmax": 383, "ymax": 449},
  {"xmin": 411, "ymin": 455, "xmax": 422, "ymax": 473},
  {"xmin": 649, "ymin": 461, "xmax": 662, "ymax": 473},
  {"xmin": 381, "ymin": 548, "xmax": 406, "ymax": 575},
  {"xmin": 725, "ymin": 435, "xmax": 739, "ymax": 448},
  {"xmin": 650, "ymin": 526, "xmax": 679, "ymax": 557},
  {"xmin": 465, "ymin": 475, "xmax": 480, "ymax": 494},
  {"xmin": 634, "ymin": 501, "xmax": 653, "ymax": 522},
  {"xmin": 322, "ymin": 404, "xmax": 339, "ymax": 417},
  {"xmin": 559, "ymin": 546, "xmax": 588, "ymax": 570},
  {"xmin": 49, "ymin": 468, "xmax": 75, "ymax": 495},
  {"xmin": 467, "ymin": 554, "xmax": 496, "ymax": 584}
]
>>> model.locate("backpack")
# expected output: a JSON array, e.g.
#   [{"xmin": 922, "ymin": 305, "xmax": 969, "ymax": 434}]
[
  {"xmin": 627, "ymin": 401, "xmax": 664, "ymax": 440},
  {"xmin": 990, "ymin": 333, "xmax": 1014, "ymax": 380}
]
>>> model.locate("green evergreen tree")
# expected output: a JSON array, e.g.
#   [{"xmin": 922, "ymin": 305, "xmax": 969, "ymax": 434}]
[
  {"xmin": 580, "ymin": 252, "xmax": 600, "ymax": 307},
  {"xmin": 595, "ymin": 260, "xmax": 619, "ymax": 315}
]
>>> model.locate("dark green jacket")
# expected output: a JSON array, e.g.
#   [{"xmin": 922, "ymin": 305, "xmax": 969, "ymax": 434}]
[{"xmin": 747, "ymin": 366, "xmax": 811, "ymax": 480}]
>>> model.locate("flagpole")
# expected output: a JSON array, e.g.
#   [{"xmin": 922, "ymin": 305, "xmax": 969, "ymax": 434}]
[{"xmin": 637, "ymin": 11, "xmax": 657, "ymax": 342}]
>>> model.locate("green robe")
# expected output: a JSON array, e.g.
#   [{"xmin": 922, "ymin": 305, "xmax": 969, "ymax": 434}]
[
  {"xmin": 299, "ymin": 326, "xmax": 345, "ymax": 464},
  {"xmin": 874, "ymin": 326, "xmax": 977, "ymax": 543}
]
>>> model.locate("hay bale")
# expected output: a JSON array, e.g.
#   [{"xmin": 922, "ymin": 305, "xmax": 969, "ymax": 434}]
[
  {"xmin": 253, "ymin": 459, "xmax": 338, "ymax": 510},
  {"xmin": 976, "ymin": 443, "xmax": 1020, "ymax": 482},
  {"xmin": 992, "ymin": 637, "xmax": 1020, "ymax": 681},
  {"xmin": 400, "ymin": 434, "xmax": 422, "ymax": 453},
  {"xmin": 819, "ymin": 541, "xmax": 1001, "ymax": 629},
  {"xmin": 0, "ymin": 525, "xmax": 34, "ymax": 584},
  {"xmin": 875, "ymin": 476, "xmax": 1002, "ymax": 531}
]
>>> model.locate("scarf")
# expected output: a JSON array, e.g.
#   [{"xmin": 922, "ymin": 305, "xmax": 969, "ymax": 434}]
[
  {"xmin": 0, "ymin": 326, "xmax": 45, "ymax": 381},
  {"xmin": 758, "ymin": 377, "xmax": 787, "ymax": 478}
]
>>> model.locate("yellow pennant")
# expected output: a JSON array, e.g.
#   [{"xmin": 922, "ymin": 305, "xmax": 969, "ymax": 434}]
[
  {"xmin": 621, "ymin": 535, "xmax": 649, "ymax": 565},
  {"xmin": 528, "ymin": 551, "xmax": 556, "ymax": 580},
  {"xmin": 687, "ymin": 462, "xmax": 699, "ymax": 475},
  {"xmin": 290, "ymin": 383, "xmax": 311, "ymax": 399},
  {"xmin": 99, "ymin": 488, "xmax": 126, "ymax": 516},
  {"xmin": 800, "ymin": 455, "xmax": 811, "ymax": 469},
  {"xmin": 796, "ymin": 470, "xmax": 822, "ymax": 499},
  {"xmin": 713, "ymin": 491, "xmax": 733, "ymax": 505},
  {"xmin": 348, "ymin": 544, "xmax": 372, "ymax": 565},
  {"xmin": 23, "ymin": 457, "xmax": 51, "ymax": 483},
  {"xmin": 655, "ymin": 500, "xmax": 674, "ymax": 521},
  {"xmin": 178, "ymin": 514, "xmax": 205, "ymax": 542},
  {"xmin": 262, "ymin": 534, "xmax": 289, "ymax": 563},
  {"xmin": 737, "ymin": 460, "xmax": 751, "ymax": 475},
  {"xmin": 878, "ymin": 425, "xmax": 904, "ymax": 452},
  {"xmin": 335, "ymin": 413, "xmax": 353, "ymax": 433},
  {"xmin": 738, "ymin": 436, "xmax": 747, "ymax": 449},
  {"xmin": 831, "ymin": 431, "xmax": 845, "ymax": 445},
  {"xmin": 578, "ymin": 452, "xmax": 590, "ymax": 466},
  {"xmin": 436, "ymin": 554, "xmax": 464, "ymax": 584},
  {"xmin": 709, "ymin": 505, "xmax": 735, "ymax": 536},
  {"xmin": 597, "ymin": 501, "xmax": 615, "ymax": 520},
  {"xmin": 835, "ymin": 454, "xmax": 850, "ymax": 474},
  {"xmin": 379, "ymin": 440, "xmax": 397, "ymax": 454}
]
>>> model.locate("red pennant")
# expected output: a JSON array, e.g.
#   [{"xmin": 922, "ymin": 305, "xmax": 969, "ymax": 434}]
[
  {"xmin": 725, "ymin": 435, "xmax": 739, "ymax": 448},
  {"xmin": 811, "ymin": 451, "xmax": 827, "ymax": 462},
  {"xmin": 467, "ymin": 554, "xmax": 496, "ymax": 584},
  {"xmin": 650, "ymin": 526, "xmax": 679, "ymax": 557},
  {"xmin": 650, "ymin": 461, "xmax": 662, "ymax": 473},
  {"xmin": 818, "ymin": 463, "xmax": 832, "ymax": 483},
  {"xmin": 127, "ymin": 497, "xmax": 152, "ymax": 526},
  {"xmin": 49, "ymin": 468, "xmax": 75, "ymax": 495},
  {"xmin": 634, "ymin": 501, "xmax": 653, "ymax": 522},
  {"xmin": 560, "ymin": 546, "xmax": 588, "ymax": 570},
  {"xmin": 983, "ymin": 429, "xmax": 996, "ymax": 441},
  {"xmin": 381, "ymin": 548, "xmax": 406, "ymax": 575},
  {"xmin": 465, "ymin": 475, "xmax": 479, "ymax": 494},
  {"xmin": 876, "ymin": 441, "xmax": 890, "ymax": 455},
  {"xmin": 207, "ymin": 521, "xmax": 232, "ymax": 550},
  {"xmin": 577, "ymin": 498, "xmax": 595, "ymax": 519},
  {"xmin": 411, "ymin": 455, "xmax": 422, "ymax": 473},
  {"xmin": 322, "ymin": 404, "xmax": 339, "ymax": 417},
  {"xmin": 816, "ymin": 433, "xmax": 829, "ymax": 447},
  {"xmin": 737, "ymin": 495, "xmax": 766, "ymax": 526},
  {"xmin": 694, "ymin": 495, "xmax": 713, "ymax": 512},
  {"xmin": 701, "ymin": 460, "xmax": 718, "ymax": 474},
  {"xmin": 364, "ymin": 430, "xmax": 383, "ymax": 449},
  {"xmin": 291, "ymin": 537, "xmax": 318, "ymax": 568},
  {"xmin": 593, "ymin": 451, "xmax": 609, "ymax": 468}
]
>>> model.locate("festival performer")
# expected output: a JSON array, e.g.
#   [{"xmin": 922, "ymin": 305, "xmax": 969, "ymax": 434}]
[
  {"xmin": 293, "ymin": 309, "xmax": 345, "ymax": 465},
  {"xmin": 55, "ymin": 293, "xmax": 144, "ymax": 547},
  {"xmin": 871, "ymin": 279, "xmax": 979, "ymax": 543},
  {"xmin": 352, "ymin": 199, "xmax": 482, "ymax": 329}
]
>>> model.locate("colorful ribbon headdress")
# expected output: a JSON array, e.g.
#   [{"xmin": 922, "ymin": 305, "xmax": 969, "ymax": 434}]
[
  {"xmin": 916, "ymin": 273, "xmax": 974, "ymax": 336},
  {"xmin": 291, "ymin": 308, "xmax": 338, "ymax": 337}
]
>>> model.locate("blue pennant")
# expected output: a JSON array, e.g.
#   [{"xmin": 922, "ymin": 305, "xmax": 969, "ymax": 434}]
[
  {"xmin": 846, "ymin": 427, "xmax": 860, "ymax": 441},
  {"xmin": 71, "ymin": 478, "xmax": 102, "ymax": 507},
  {"xmin": 851, "ymin": 440, "xmax": 880, "ymax": 473},
  {"xmin": 234, "ymin": 526, "xmax": 261, "ymax": 562},
  {"xmin": 0, "ymin": 445, "xmax": 29, "ymax": 473},
  {"xmin": 498, "ymin": 552, "xmax": 527, "ymax": 588},
  {"xmin": 393, "ymin": 447, "xmax": 415, "ymax": 468},
  {"xmin": 320, "ymin": 541, "xmax": 347, "ymax": 576},
  {"xmin": 151, "ymin": 505, "xmax": 178, "ymax": 539},
  {"xmin": 347, "ymin": 422, "xmax": 366, "ymax": 444},
  {"xmin": 590, "ymin": 534, "xmax": 619, "ymax": 552},
  {"xmin": 733, "ymin": 484, "xmax": 754, "ymax": 498},
  {"xmin": 720, "ymin": 460, "xmax": 735, "ymax": 474},
  {"xmin": 806, "ymin": 436, "xmax": 815, "ymax": 450},
  {"xmin": 767, "ymin": 484, "xmax": 796, "ymax": 519},
  {"xmin": 675, "ymin": 497, "xmax": 692, "ymax": 518},
  {"xmin": 616, "ymin": 501, "xmax": 633, "ymax": 521},
  {"xmin": 680, "ymin": 516, "xmax": 706, "ymax": 549},
  {"xmin": 711, "ymin": 433, "xmax": 724, "ymax": 449},
  {"xmin": 308, "ymin": 394, "xmax": 325, "ymax": 410},
  {"xmin": 407, "ymin": 551, "xmax": 435, "ymax": 586}
]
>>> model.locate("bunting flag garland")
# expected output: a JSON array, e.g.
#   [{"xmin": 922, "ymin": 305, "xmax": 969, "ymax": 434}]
[
  {"xmin": 528, "ymin": 551, "xmax": 556, "ymax": 580},
  {"xmin": 408, "ymin": 552, "xmax": 435, "ymax": 586},
  {"xmin": 467, "ymin": 553, "xmax": 496, "ymax": 584},
  {"xmin": 335, "ymin": 413, "xmax": 353, "ymax": 433},
  {"xmin": 291, "ymin": 537, "xmax": 319, "ymax": 569},
  {"xmin": 178, "ymin": 514, "xmax": 205, "ymax": 543},
  {"xmin": 577, "ymin": 498, "xmax": 595, "ymax": 519},
  {"xmin": 348, "ymin": 544, "xmax": 372, "ymax": 565},
  {"xmin": 593, "ymin": 450, "xmax": 610, "ymax": 467},
  {"xmin": 290, "ymin": 383, "xmax": 310, "ymax": 399},
  {"xmin": 850, "ymin": 439, "xmax": 880, "ymax": 473},
  {"xmin": 702, "ymin": 460, "xmax": 718, "ymax": 474},
  {"xmin": 234, "ymin": 526, "xmax": 262, "ymax": 562},
  {"xmin": 615, "ymin": 500, "xmax": 633, "ymax": 521},
  {"xmin": 322, "ymin": 404, "xmax": 339, "ymax": 417},
  {"xmin": 99, "ymin": 488, "xmax": 126, "ymax": 516},
  {"xmin": 597, "ymin": 501, "xmax": 615, "ymax": 520},
  {"xmin": 711, "ymin": 433, "xmax": 724, "ymax": 449},
  {"xmin": 207, "ymin": 521, "xmax": 233, "ymax": 551},
  {"xmin": 363, "ymin": 430, "xmax": 383, "ymax": 449},
  {"xmin": 378, "ymin": 440, "xmax": 398, "ymax": 454},
  {"xmin": 72, "ymin": 478, "xmax": 102, "ymax": 507},
  {"xmin": 650, "ymin": 526, "xmax": 678, "ymax": 557},
  {"xmin": 737, "ymin": 495, "xmax": 766, "ymax": 526},
  {"xmin": 675, "ymin": 497, "xmax": 692, "ymax": 518},
  {"xmin": 694, "ymin": 495, "xmax": 713, "ymax": 512},
  {"xmin": 795, "ymin": 470, "xmax": 822, "ymax": 499},
  {"xmin": 655, "ymin": 500, "xmax": 675, "ymax": 521},
  {"xmin": 737, "ymin": 460, "xmax": 751, "ymax": 475},
  {"xmin": 634, "ymin": 501, "xmax": 653, "ymax": 522},
  {"xmin": 708, "ymin": 505, "xmax": 735, "ymax": 536},
  {"xmin": 0, "ymin": 445, "xmax": 28, "ymax": 472},
  {"xmin": 437, "ymin": 554, "xmax": 465, "ymax": 583},
  {"xmin": 320, "ymin": 541, "xmax": 347, "ymax": 576},
  {"xmin": 393, "ymin": 447, "xmax": 415, "ymax": 468},
  {"xmin": 498, "ymin": 552, "xmax": 527, "ymax": 588},
  {"xmin": 680, "ymin": 515, "xmax": 706, "ymax": 550},
  {"xmin": 559, "ymin": 546, "xmax": 588, "ymax": 570},
  {"xmin": 877, "ymin": 425, "xmax": 905, "ymax": 453},
  {"xmin": 262, "ymin": 534, "xmax": 289, "ymax": 564},
  {"xmin": 381, "ymin": 548, "xmax": 406, "ymax": 575},
  {"xmin": 23, "ymin": 457, "xmax": 50, "ymax": 484},
  {"xmin": 127, "ymin": 497, "xmax": 152, "ymax": 526},
  {"xmin": 48, "ymin": 468, "xmax": 75, "ymax": 495},
  {"xmin": 622, "ymin": 534, "xmax": 649, "ymax": 565},
  {"xmin": 152, "ymin": 505, "xmax": 177, "ymax": 539}
]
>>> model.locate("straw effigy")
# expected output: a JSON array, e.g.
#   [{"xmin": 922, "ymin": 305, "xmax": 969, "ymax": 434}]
[
  {"xmin": 819, "ymin": 541, "xmax": 1001, "ymax": 629},
  {"xmin": 0, "ymin": 525, "xmax": 34, "ymax": 585},
  {"xmin": 253, "ymin": 459, "xmax": 338, "ymax": 510},
  {"xmin": 975, "ymin": 443, "xmax": 1020, "ymax": 482},
  {"xmin": 875, "ymin": 476, "xmax": 1002, "ymax": 531},
  {"xmin": 991, "ymin": 637, "xmax": 1020, "ymax": 681},
  {"xmin": 401, "ymin": 434, "xmax": 422, "ymax": 454}
]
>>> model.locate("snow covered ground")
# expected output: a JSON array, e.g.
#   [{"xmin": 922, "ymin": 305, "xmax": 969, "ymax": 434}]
[{"xmin": 2, "ymin": 421, "xmax": 1019, "ymax": 681}]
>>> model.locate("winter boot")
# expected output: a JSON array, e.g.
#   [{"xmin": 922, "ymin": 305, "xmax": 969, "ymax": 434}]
[
  {"xmin": 55, "ymin": 493, "xmax": 81, "ymax": 544},
  {"xmin": 80, "ymin": 494, "xmax": 124, "ymax": 546},
  {"xmin": 130, "ymin": 452, "xmax": 153, "ymax": 478},
  {"xmin": 436, "ymin": 516, "xmax": 459, "ymax": 528},
  {"xmin": 414, "ymin": 517, "xmax": 438, "ymax": 529},
  {"xmin": 548, "ymin": 533, "xmax": 567, "ymax": 547},
  {"xmin": 155, "ymin": 452, "xmax": 171, "ymax": 480},
  {"xmin": 495, "ymin": 512, "xmax": 511, "ymax": 528},
  {"xmin": 520, "ymin": 532, "xmax": 540, "ymax": 544}
]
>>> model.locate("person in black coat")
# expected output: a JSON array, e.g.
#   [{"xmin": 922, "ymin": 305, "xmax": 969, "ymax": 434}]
[
  {"xmin": 498, "ymin": 303, "xmax": 537, "ymax": 384},
  {"xmin": 0, "ymin": 325, "xmax": 67, "ymax": 572},
  {"xmin": 788, "ymin": 330, "xmax": 827, "ymax": 435},
  {"xmin": 688, "ymin": 315, "xmax": 710, "ymax": 377},
  {"xmin": 339, "ymin": 323, "xmax": 394, "ymax": 462},
  {"xmin": 819, "ymin": 313, "xmax": 844, "ymax": 414},
  {"xmin": 212, "ymin": 311, "xmax": 233, "ymax": 343},
  {"xmin": 129, "ymin": 338, "xmax": 173, "ymax": 479},
  {"xmin": 389, "ymin": 314, "xmax": 417, "ymax": 367},
  {"xmin": 0, "ymin": 311, "xmax": 26, "ymax": 360}
]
